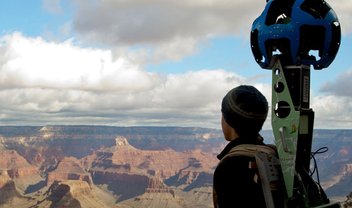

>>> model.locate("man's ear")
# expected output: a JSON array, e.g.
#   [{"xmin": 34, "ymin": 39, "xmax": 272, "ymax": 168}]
[{"xmin": 221, "ymin": 116, "xmax": 238, "ymax": 141}]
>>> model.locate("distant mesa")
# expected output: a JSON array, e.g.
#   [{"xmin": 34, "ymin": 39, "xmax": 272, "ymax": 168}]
[
  {"xmin": 115, "ymin": 136, "xmax": 136, "ymax": 150},
  {"xmin": 39, "ymin": 126, "xmax": 55, "ymax": 139}
]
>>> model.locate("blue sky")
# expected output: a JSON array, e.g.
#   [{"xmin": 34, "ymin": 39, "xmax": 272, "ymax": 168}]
[
  {"xmin": 0, "ymin": 1, "xmax": 69, "ymax": 36},
  {"xmin": 0, "ymin": 0, "xmax": 351, "ymax": 129}
]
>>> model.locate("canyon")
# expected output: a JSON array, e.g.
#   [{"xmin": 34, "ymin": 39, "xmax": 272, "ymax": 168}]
[{"xmin": 0, "ymin": 126, "xmax": 351, "ymax": 207}]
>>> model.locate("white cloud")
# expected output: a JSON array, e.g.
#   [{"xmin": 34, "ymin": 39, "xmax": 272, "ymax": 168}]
[
  {"xmin": 71, "ymin": 0, "xmax": 351, "ymax": 43},
  {"xmin": 2, "ymin": 31, "xmax": 349, "ymax": 129},
  {"xmin": 72, "ymin": 0, "xmax": 263, "ymax": 44},
  {"xmin": 70, "ymin": 0, "xmax": 266, "ymax": 63},
  {"xmin": 312, "ymin": 95, "xmax": 352, "ymax": 129},
  {"xmin": 3, "ymin": 32, "xmax": 350, "ymax": 129},
  {"xmin": 150, "ymin": 37, "xmax": 201, "ymax": 62},
  {"xmin": 152, "ymin": 70, "xmax": 244, "ymax": 108},
  {"xmin": 320, "ymin": 69, "xmax": 352, "ymax": 97},
  {"xmin": 0, "ymin": 33, "xmax": 159, "ymax": 92},
  {"xmin": 312, "ymin": 69, "xmax": 352, "ymax": 128},
  {"xmin": 68, "ymin": 0, "xmax": 352, "ymax": 64},
  {"xmin": 0, "ymin": 33, "xmax": 253, "ymax": 127}
]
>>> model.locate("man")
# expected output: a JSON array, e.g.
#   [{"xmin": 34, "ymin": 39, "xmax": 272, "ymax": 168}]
[{"xmin": 213, "ymin": 85, "xmax": 268, "ymax": 208}]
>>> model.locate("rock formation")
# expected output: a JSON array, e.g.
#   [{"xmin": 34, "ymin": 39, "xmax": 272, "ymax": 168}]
[
  {"xmin": 0, "ymin": 150, "xmax": 42, "ymax": 193},
  {"xmin": 0, "ymin": 180, "xmax": 27, "ymax": 204},
  {"xmin": 47, "ymin": 157, "xmax": 92, "ymax": 186},
  {"xmin": 34, "ymin": 180, "xmax": 115, "ymax": 208},
  {"xmin": 0, "ymin": 150, "xmax": 39, "ymax": 179},
  {"xmin": 81, "ymin": 136, "xmax": 216, "ymax": 204}
]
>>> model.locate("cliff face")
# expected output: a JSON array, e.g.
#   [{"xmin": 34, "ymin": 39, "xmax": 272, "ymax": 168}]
[
  {"xmin": 92, "ymin": 171, "xmax": 150, "ymax": 202},
  {"xmin": 83, "ymin": 137, "xmax": 217, "ymax": 174},
  {"xmin": 113, "ymin": 137, "xmax": 217, "ymax": 176},
  {"xmin": 345, "ymin": 164, "xmax": 352, "ymax": 174},
  {"xmin": 0, "ymin": 181, "xmax": 24, "ymax": 204},
  {"xmin": 325, "ymin": 163, "xmax": 352, "ymax": 197},
  {"xmin": 0, "ymin": 170, "xmax": 11, "ymax": 189},
  {"xmin": 0, "ymin": 150, "xmax": 42, "ymax": 194},
  {"xmin": 84, "ymin": 137, "xmax": 216, "ymax": 203},
  {"xmin": 0, "ymin": 150, "xmax": 39, "ymax": 178},
  {"xmin": 35, "ymin": 180, "xmax": 114, "ymax": 208},
  {"xmin": 47, "ymin": 157, "xmax": 93, "ymax": 186}
]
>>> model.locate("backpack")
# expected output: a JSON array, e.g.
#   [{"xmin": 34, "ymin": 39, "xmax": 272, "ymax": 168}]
[{"xmin": 221, "ymin": 144, "xmax": 285, "ymax": 208}]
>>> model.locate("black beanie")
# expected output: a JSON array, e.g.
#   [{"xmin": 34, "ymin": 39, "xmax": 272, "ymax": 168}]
[{"xmin": 221, "ymin": 85, "xmax": 268, "ymax": 138}]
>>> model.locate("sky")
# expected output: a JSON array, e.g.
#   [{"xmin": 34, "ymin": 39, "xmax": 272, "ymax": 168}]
[{"xmin": 0, "ymin": 0, "xmax": 351, "ymax": 129}]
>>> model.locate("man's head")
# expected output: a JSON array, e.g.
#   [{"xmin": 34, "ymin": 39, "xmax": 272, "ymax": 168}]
[{"xmin": 221, "ymin": 85, "xmax": 268, "ymax": 139}]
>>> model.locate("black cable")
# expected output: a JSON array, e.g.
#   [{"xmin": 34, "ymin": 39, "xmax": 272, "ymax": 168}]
[{"xmin": 310, "ymin": 146, "xmax": 328, "ymax": 185}]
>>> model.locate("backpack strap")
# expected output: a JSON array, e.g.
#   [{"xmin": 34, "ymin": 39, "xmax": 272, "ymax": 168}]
[
  {"xmin": 220, "ymin": 144, "xmax": 284, "ymax": 208},
  {"xmin": 221, "ymin": 144, "xmax": 277, "ymax": 161}
]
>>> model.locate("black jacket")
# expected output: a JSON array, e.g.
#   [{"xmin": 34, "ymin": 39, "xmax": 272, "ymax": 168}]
[{"xmin": 213, "ymin": 137, "xmax": 266, "ymax": 208}]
